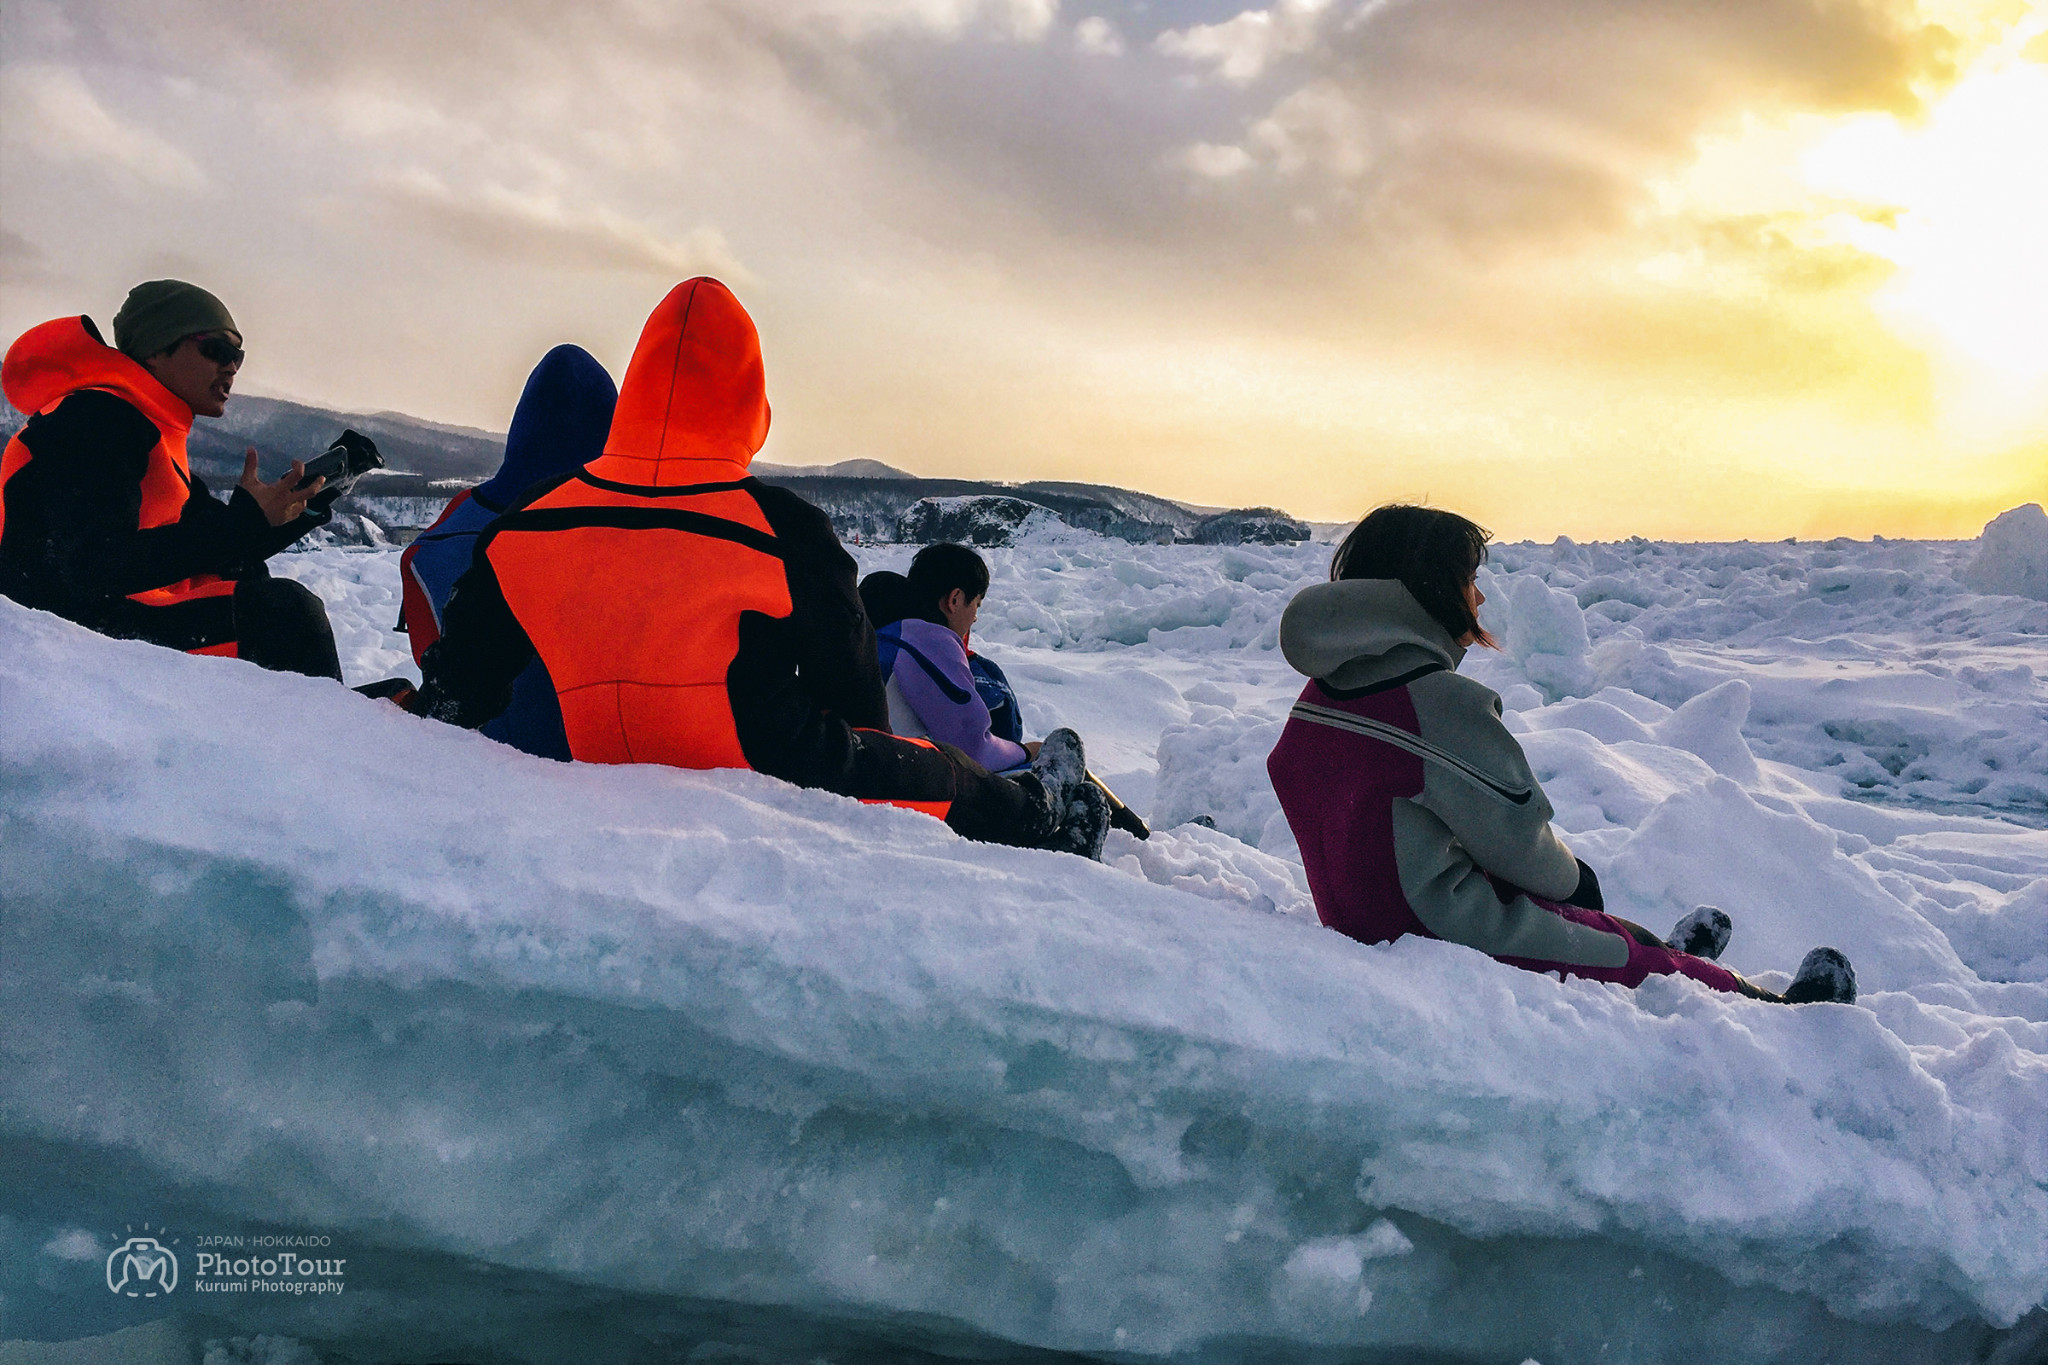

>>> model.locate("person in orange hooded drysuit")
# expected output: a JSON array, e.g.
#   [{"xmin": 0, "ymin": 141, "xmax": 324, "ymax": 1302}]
[
  {"xmin": 414, "ymin": 277, "xmax": 1103, "ymax": 853},
  {"xmin": 0, "ymin": 281, "xmax": 340, "ymax": 675}
]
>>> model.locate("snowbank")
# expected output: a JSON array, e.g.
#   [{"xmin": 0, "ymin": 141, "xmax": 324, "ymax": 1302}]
[
  {"xmin": 838, "ymin": 533, "xmax": 2048, "ymax": 820},
  {"xmin": 4, "ymin": 552, "xmax": 2046, "ymax": 1363},
  {"xmin": 1961, "ymin": 503, "xmax": 2048, "ymax": 603}
]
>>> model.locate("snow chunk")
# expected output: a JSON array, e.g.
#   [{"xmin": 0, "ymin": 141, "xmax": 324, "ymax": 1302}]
[
  {"xmin": 40, "ymin": 1228, "xmax": 102, "ymax": 1260},
  {"xmin": 1923, "ymin": 878, "xmax": 2048, "ymax": 983},
  {"xmin": 1283, "ymin": 1220, "xmax": 1412, "ymax": 1280},
  {"xmin": 1653, "ymin": 678, "xmax": 1761, "ymax": 785},
  {"xmin": 1106, "ymin": 822, "xmax": 1314, "ymax": 919},
  {"xmin": 1152, "ymin": 707, "xmax": 1285, "ymax": 848},
  {"xmin": 1486, "ymin": 570, "xmax": 1595, "ymax": 701},
  {"xmin": 1960, "ymin": 503, "xmax": 2048, "ymax": 601}
]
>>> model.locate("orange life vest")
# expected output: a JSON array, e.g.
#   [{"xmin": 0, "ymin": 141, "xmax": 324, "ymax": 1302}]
[
  {"xmin": 0, "ymin": 316, "xmax": 240, "ymax": 651},
  {"xmin": 486, "ymin": 473, "xmax": 792, "ymax": 768},
  {"xmin": 480, "ymin": 277, "xmax": 787, "ymax": 769}
]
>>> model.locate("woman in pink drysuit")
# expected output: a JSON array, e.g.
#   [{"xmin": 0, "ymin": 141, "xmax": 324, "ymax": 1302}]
[{"xmin": 1266, "ymin": 505, "xmax": 1857, "ymax": 1004}]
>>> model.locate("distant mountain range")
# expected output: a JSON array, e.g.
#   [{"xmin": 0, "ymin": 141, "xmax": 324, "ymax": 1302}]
[
  {"xmin": 0, "ymin": 392, "xmax": 1308, "ymax": 546},
  {"xmin": 755, "ymin": 457, "xmax": 917, "ymax": 481},
  {"xmin": 0, "ymin": 392, "xmax": 502, "ymax": 497}
]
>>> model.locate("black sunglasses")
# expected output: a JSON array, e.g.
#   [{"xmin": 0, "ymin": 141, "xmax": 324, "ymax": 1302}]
[{"xmin": 194, "ymin": 334, "xmax": 245, "ymax": 366}]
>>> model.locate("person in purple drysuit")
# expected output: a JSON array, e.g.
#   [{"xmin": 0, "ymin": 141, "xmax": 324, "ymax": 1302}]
[
  {"xmin": 1266, "ymin": 504, "xmax": 1858, "ymax": 1005},
  {"xmin": 863, "ymin": 543, "xmax": 1112, "ymax": 855},
  {"xmin": 396, "ymin": 344, "xmax": 617, "ymax": 760}
]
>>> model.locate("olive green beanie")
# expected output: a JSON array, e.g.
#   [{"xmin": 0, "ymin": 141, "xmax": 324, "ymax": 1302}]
[{"xmin": 112, "ymin": 280, "xmax": 240, "ymax": 361}]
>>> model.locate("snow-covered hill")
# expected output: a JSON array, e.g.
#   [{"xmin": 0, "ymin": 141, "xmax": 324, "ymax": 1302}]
[
  {"xmin": 4, "ymin": 397, "xmax": 1300, "ymax": 546},
  {"xmin": 2, "ymin": 528, "xmax": 2045, "ymax": 1364}
]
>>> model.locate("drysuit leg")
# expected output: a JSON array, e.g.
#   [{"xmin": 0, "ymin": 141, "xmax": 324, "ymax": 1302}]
[
  {"xmin": 1494, "ymin": 894, "xmax": 1752, "ymax": 996},
  {"xmin": 837, "ymin": 729, "xmax": 1050, "ymax": 848},
  {"xmin": 1558, "ymin": 867, "xmax": 1769, "ymax": 990},
  {"xmin": 1610, "ymin": 917, "xmax": 1670, "ymax": 949},
  {"xmin": 233, "ymin": 577, "xmax": 343, "ymax": 681},
  {"xmin": 935, "ymin": 743, "xmax": 1053, "ymax": 847}
]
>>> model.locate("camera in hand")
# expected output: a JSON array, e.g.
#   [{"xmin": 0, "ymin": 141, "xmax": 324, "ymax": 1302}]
[{"xmin": 294, "ymin": 429, "xmax": 385, "ymax": 512}]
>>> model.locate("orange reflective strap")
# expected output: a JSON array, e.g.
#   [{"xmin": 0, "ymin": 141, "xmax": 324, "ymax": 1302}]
[
  {"xmin": 130, "ymin": 425, "xmax": 192, "ymax": 530},
  {"xmin": 129, "ymin": 577, "xmax": 238, "ymax": 609},
  {"xmin": 0, "ymin": 434, "xmax": 29, "ymax": 543},
  {"xmin": 852, "ymin": 735, "xmax": 954, "ymax": 820}
]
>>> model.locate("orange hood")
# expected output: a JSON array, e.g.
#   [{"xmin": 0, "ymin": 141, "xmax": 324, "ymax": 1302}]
[
  {"xmin": 2, "ymin": 315, "xmax": 193, "ymax": 437},
  {"xmin": 590, "ymin": 278, "xmax": 770, "ymax": 487}
]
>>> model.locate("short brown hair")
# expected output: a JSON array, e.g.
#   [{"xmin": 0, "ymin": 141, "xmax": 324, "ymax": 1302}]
[{"xmin": 1330, "ymin": 504, "xmax": 1495, "ymax": 647}]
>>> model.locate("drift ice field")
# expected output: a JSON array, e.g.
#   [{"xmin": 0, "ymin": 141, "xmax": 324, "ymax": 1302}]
[{"xmin": 3, "ymin": 518, "xmax": 2046, "ymax": 1364}]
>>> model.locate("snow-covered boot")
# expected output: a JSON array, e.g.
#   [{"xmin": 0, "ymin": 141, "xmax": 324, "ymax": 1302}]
[
  {"xmin": 1782, "ymin": 947, "xmax": 1857, "ymax": 1004},
  {"xmin": 1030, "ymin": 728, "xmax": 1088, "ymax": 811},
  {"xmin": 1048, "ymin": 781, "xmax": 1111, "ymax": 861},
  {"xmin": 1009, "ymin": 772, "xmax": 1061, "ymax": 847},
  {"xmin": 1668, "ymin": 905, "xmax": 1732, "ymax": 960}
]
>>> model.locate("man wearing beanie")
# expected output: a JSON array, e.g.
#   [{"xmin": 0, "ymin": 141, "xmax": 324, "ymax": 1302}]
[{"xmin": 0, "ymin": 279, "xmax": 343, "ymax": 676}]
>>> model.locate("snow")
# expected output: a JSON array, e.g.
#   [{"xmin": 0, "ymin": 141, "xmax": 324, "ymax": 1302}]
[
  {"xmin": 1961, "ymin": 503, "xmax": 2048, "ymax": 603},
  {"xmin": 3, "ymin": 515, "xmax": 2046, "ymax": 1363}
]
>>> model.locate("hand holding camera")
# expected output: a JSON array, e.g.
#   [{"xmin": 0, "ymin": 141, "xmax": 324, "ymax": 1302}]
[
  {"xmin": 239, "ymin": 429, "xmax": 385, "ymax": 527},
  {"xmin": 292, "ymin": 429, "xmax": 385, "ymax": 512}
]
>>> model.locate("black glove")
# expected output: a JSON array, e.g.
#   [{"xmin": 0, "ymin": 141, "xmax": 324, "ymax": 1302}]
[
  {"xmin": 299, "ymin": 429, "xmax": 385, "ymax": 513},
  {"xmin": 1566, "ymin": 858, "xmax": 1605, "ymax": 911}
]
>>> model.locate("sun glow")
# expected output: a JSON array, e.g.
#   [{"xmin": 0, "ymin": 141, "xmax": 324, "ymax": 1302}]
[{"xmin": 1802, "ymin": 41, "xmax": 2048, "ymax": 431}]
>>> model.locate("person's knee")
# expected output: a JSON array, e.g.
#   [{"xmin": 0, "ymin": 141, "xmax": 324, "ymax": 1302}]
[
  {"xmin": 235, "ymin": 576, "xmax": 342, "ymax": 680},
  {"xmin": 238, "ymin": 574, "xmax": 317, "ymax": 613},
  {"xmin": 943, "ymin": 763, "xmax": 1051, "ymax": 849}
]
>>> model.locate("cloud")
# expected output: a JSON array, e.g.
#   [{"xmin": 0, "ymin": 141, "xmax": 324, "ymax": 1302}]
[
  {"xmin": 1245, "ymin": 80, "xmax": 1372, "ymax": 179},
  {"xmin": 0, "ymin": 227, "xmax": 62, "ymax": 285},
  {"xmin": 1157, "ymin": 0, "xmax": 1956, "ymax": 249},
  {"xmin": 1154, "ymin": 0, "xmax": 1330, "ymax": 85},
  {"xmin": 2, "ymin": 1, "xmax": 77, "ymax": 47},
  {"xmin": 40, "ymin": 1229, "xmax": 104, "ymax": 1262},
  {"xmin": 789, "ymin": 0, "xmax": 1060, "ymax": 42},
  {"xmin": 375, "ymin": 170, "xmax": 756, "ymax": 285},
  {"xmin": 0, "ymin": 63, "xmax": 206, "ymax": 190},
  {"xmin": 0, "ymin": 0, "xmax": 2027, "ymax": 539},
  {"xmin": 1177, "ymin": 141, "xmax": 1255, "ymax": 179},
  {"xmin": 23, "ymin": 1, "xmax": 1956, "ymax": 266},
  {"xmin": 999, "ymin": 0, "xmax": 1059, "ymax": 42},
  {"xmin": 1074, "ymin": 15, "xmax": 1124, "ymax": 56}
]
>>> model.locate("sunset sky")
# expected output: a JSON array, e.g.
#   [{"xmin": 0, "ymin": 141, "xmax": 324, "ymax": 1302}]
[{"xmin": 2, "ymin": 0, "xmax": 2043, "ymax": 540}]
